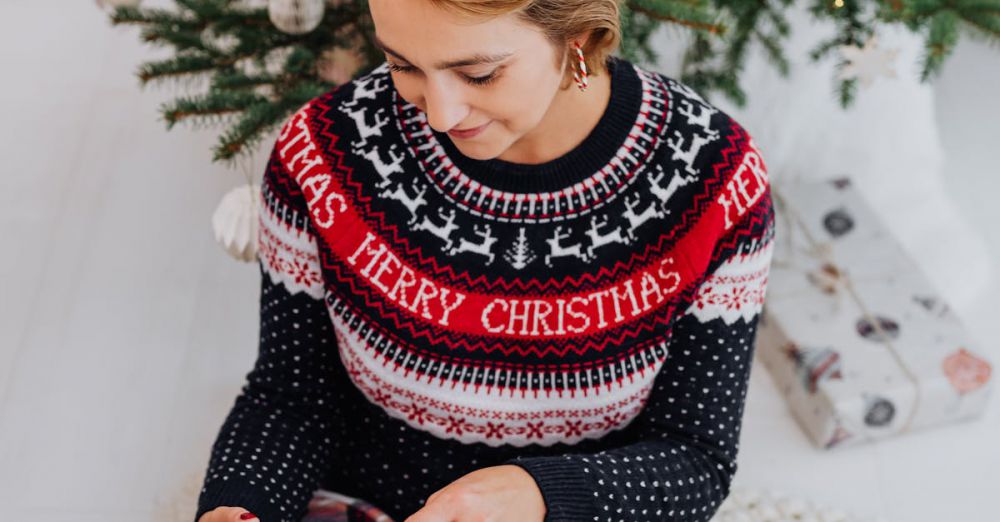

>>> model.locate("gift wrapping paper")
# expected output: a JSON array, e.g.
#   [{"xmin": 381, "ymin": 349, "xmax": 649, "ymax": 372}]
[{"xmin": 754, "ymin": 176, "xmax": 993, "ymax": 450}]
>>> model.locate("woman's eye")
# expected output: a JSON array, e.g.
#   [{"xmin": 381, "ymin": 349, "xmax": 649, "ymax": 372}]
[
  {"xmin": 464, "ymin": 72, "xmax": 499, "ymax": 87},
  {"xmin": 387, "ymin": 61, "xmax": 500, "ymax": 87},
  {"xmin": 386, "ymin": 61, "xmax": 416, "ymax": 74}
]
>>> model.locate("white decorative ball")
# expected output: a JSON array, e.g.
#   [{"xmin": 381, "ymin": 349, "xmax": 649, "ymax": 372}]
[
  {"xmin": 268, "ymin": 0, "xmax": 326, "ymax": 35},
  {"xmin": 212, "ymin": 184, "xmax": 260, "ymax": 263}
]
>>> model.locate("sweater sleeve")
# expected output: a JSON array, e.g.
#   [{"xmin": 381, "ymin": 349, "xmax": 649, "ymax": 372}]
[
  {"xmin": 504, "ymin": 123, "xmax": 775, "ymax": 522},
  {"xmin": 193, "ymin": 142, "xmax": 342, "ymax": 522}
]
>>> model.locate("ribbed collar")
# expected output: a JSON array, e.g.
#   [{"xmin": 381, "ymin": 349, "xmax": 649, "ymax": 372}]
[{"xmin": 430, "ymin": 55, "xmax": 642, "ymax": 193}]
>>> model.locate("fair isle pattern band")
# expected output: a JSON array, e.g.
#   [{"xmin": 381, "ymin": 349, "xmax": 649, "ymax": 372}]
[
  {"xmin": 324, "ymin": 291, "xmax": 673, "ymax": 393},
  {"xmin": 687, "ymin": 238, "xmax": 774, "ymax": 326},
  {"xmin": 258, "ymin": 180, "xmax": 325, "ymax": 300},
  {"xmin": 391, "ymin": 64, "xmax": 672, "ymax": 224},
  {"xmin": 327, "ymin": 296, "xmax": 670, "ymax": 448}
]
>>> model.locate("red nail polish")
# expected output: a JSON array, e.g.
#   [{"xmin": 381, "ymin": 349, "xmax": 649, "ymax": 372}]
[{"xmin": 239, "ymin": 513, "xmax": 257, "ymax": 520}]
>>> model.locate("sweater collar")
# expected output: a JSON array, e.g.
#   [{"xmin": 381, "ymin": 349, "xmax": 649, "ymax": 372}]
[{"xmin": 428, "ymin": 55, "xmax": 643, "ymax": 194}]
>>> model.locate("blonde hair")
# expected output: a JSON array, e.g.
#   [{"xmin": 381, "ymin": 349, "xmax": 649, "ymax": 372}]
[{"xmin": 426, "ymin": 0, "xmax": 624, "ymax": 90}]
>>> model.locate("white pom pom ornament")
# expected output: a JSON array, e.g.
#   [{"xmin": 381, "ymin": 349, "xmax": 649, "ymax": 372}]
[
  {"xmin": 268, "ymin": 0, "xmax": 326, "ymax": 35},
  {"xmin": 212, "ymin": 183, "xmax": 260, "ymax": 263}
]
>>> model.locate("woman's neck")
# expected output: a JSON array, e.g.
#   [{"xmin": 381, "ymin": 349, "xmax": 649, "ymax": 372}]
[{"xmin": 494, "ymin": 68, "xmax": 613, "ymax": 165}]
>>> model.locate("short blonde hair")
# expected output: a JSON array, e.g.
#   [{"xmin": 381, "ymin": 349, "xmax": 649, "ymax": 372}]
[{"xmin": 426, "ymin": 0, "xmax": 624, "ymax": 89}]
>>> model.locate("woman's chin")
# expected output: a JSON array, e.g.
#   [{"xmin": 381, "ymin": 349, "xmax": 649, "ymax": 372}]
[{"xmin": 450, "ymin": 138, "xmax": 506, "ymax": 161}]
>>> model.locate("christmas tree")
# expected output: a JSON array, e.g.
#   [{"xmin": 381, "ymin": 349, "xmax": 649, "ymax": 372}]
[
  {"xmin": 503, "ymin": 228, "xmax": 538, "ymax": 270},
  {"xmin": 104, "ymin": 0, "xmax": 999, "ymax": 165}
]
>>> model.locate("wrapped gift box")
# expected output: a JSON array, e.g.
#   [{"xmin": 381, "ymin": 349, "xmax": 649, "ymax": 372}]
[{"xmin": 755, "ymin": 176, "xmax": 994, "ymax": 450}]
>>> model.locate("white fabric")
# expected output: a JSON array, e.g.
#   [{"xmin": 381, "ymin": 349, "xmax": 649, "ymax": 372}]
[
  {"xmin": 648, "ymin": 4, "xmax": 992, "ymax": 311},
  {"xmin": 710, "ymin": 486, "xmax": 886, "ymax": 522}
]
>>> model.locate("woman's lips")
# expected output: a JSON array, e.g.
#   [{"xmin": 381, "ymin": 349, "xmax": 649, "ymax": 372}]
[{"xmin": 448, "ymin": 120, "xmax": 491, "ymax": 139}]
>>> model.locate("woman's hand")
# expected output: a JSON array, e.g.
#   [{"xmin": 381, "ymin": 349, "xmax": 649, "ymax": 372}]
[
  {"xmin": 404, "ymin": 464, "xmax": 546, "ymax": 522},
  {"xmin": 198, "ymin": 506, "xmax": 259, "ymax": 522}
]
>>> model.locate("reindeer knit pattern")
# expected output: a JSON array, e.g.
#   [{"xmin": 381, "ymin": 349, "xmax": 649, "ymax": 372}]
[{"xmin": 195, "ymin": 56, "xmax": 775, "ymax": 522}]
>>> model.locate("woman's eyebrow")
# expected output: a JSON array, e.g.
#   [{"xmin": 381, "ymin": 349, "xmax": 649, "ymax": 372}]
[{"xmin": 373, "ymin": 33, "xmax": 514, "ymax": 69}]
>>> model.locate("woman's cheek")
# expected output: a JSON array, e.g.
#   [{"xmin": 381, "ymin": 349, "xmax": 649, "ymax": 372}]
[
  {"xmin": 488, "ymin": 89, "xmax": 529, "ymax": 128},
  {"xmin": 388, "ymin": 75, "xmax": 421, "ymax": 110}
]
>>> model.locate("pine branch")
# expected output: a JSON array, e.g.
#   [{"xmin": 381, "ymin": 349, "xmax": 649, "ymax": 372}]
[
  {"xmin": 954, "ymin": 0, "xmax": 1000, "ymax": 46},
  {"xmin": 627, "ymin": 0, "xmax": 728, "ymax": 35},
  {"xmin": 214, "ymin": 82, "xmax": 330, "ymax": 163},
  {"xmin": 139, "ymin": 25, "xmax": 213, "ymax": 53},
  {"xmin": 106, "ymin": 0, "xmax": 1000, "ymax": 164},
  {"xmin": 175, "ymin": 0, "xmax": 229, "ymax": 19},
  {"xmin": 836, "ymin": 77, "xmax": 858, "ymax": 107},
  {"xmin": 755, "ymin": 28, "xmax": 791, "ymax": 75},
  {"xmin": 920, "ymin": 10, "xmax": 960, "ymax": 80},
  {"xmin": 960, "ymin": 14, "xmax": 1000, "ymax": 49},
  {"xmin": 160, "ymin": 90, "xmax": 268, "ymax": 129},
  {"xmin": 211, "ymin": 70, "xmax": 280, "ymax": 90},
  {"xmin": 109, "ymin": 6, "xmax": 201, "ymax": 29},
  {"xmin": 618, "ymin": 3, "xmax": 664, "ymax": 65},
  {"xmin": 765, "ymin": 4, "xmax": 794, "ymax": 37},
  {"xmin": 138, "ymin": 54, "xmax": 220, "ymax": 84}
]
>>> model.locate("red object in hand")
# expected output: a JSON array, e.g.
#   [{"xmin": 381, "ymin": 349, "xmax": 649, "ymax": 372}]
[{"xmin": 240, "ymin": 513, "xmax": 258, "ymax": 520}]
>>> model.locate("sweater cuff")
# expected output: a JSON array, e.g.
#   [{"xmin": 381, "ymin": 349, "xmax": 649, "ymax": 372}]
[
  {"xmin": 194, "ymin": 478, "xmax": 308, "ymax": 522},
  {"xmin": 504, "ymin": 455, "xmax": 596, "ymax": 522}
]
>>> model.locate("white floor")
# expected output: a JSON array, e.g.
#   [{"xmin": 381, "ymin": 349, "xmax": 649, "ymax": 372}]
[{"xmin": 0, "ymin": 3, "xmax": 996, "ymax": 522}]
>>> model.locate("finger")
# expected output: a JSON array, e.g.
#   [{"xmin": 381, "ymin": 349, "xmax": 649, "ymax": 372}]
[
  {"xmin": 234, "ymin": 510, "xmax": 259, "ymax": 521},
  {"xmin": 403, "ymin": 500, "xmax": 455, "ymax": 522},
  {"xmin": 424, "ymin": 489, "xmax": 443, "ymax": 506},
  {"xmin": 210, "ymin": 506, "xmax": 260, "ymax": 521}
]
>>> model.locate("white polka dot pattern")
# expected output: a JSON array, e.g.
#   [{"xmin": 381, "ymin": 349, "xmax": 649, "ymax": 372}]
[
  {"xmin": 194, "ymin": 215, "xmax": 774, "ymax": 522},
  {"xmin": 194, "ymin": 59, "xmax": 776, "ymax": 522},
  {"xmin": 194, "ymin": 241, "xmax": 344, "ymax": 521},
  {"xmin": 505, "ymin": 250, "xmax": 773, "ymax": 521}
]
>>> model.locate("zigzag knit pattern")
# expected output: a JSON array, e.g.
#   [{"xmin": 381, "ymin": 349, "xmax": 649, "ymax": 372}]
[{"xmin": 196, "ymin": 56, "xmax": 775, "ymax": 522}]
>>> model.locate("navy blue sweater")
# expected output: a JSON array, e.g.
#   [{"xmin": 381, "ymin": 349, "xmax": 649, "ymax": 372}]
[{"xmin": 195, "ymin": 55, "xmax": 775, "ymax": 522}]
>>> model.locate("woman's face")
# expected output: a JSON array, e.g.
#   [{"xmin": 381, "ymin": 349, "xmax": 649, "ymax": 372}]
[{"xmin": 367, "ymin": 0, "xmax": 569, "ymax": 161}]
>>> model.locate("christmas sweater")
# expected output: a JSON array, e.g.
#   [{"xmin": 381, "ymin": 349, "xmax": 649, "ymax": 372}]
[{"xmin": 195, "ymin": 55, "xmax": 775, "ymax": 522}]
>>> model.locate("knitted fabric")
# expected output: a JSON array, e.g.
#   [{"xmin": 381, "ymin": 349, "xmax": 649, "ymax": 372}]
[{"xmin": 195, "ymin": 55, "xmax": 775, "ymax": 522}]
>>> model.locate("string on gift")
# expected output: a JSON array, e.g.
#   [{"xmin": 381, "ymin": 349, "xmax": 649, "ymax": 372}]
[{"xmin": 771, "ymin": 182, "xmax": 921, "ymax": 439}]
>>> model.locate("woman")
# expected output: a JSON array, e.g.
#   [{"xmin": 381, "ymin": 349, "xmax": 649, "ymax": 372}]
[{"xmin": 195, "ymin": 1, "xmax": 775, "ymax": 521}]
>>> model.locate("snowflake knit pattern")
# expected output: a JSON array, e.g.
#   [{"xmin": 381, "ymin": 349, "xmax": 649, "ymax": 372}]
[{"xmin": 195, "ymin": 55, "xmax": 775, "ymax": 522}]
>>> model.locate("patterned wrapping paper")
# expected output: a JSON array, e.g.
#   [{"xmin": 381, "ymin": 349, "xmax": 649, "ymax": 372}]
[
  {"xmin": 302, "ymin": 489, "xmax": 395, "ymax": 522},
  {"xmin": 754, "ymin": 176, "xmax": 994, "ymax": 450}
]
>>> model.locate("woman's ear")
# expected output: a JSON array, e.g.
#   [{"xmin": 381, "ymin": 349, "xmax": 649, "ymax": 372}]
[
  {"xmin": 559, "ymin": 32, "xmax": 595, "ymax": 90},
  {"xmin": 572, "ymin": 29, "xmax": 594, "ymax": 53}
]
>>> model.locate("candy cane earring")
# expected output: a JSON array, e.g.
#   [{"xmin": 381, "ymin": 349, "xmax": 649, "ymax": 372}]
[{"xmin": 572, "ymin": 41, "xmax": 588, "ymax": 91}]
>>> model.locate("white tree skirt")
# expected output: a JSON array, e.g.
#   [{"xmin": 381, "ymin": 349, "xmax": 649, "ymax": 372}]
[
  {"xmin": 650, "ymin": 5, "xmax": 993, "ymax": 317},
  {"xmin": 711, "ymin": 487, "xmax": 887, "ymax": 522}
]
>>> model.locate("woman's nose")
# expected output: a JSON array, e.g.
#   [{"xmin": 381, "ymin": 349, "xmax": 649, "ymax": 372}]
[{"xmin": 422, "ymin": 78, "xmax": 467, "ymax": 133}]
